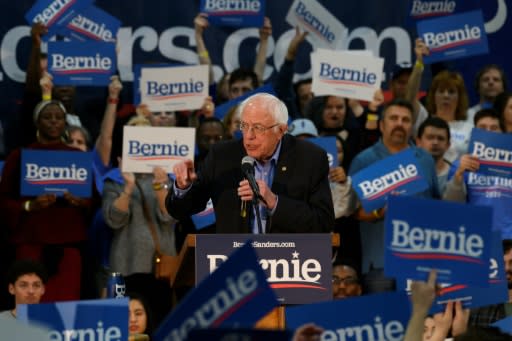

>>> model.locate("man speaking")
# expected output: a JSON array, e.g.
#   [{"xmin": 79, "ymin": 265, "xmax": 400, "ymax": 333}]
[{"xmin": 166, "ymin": 93, "xmax": 334, "ymax": 234}]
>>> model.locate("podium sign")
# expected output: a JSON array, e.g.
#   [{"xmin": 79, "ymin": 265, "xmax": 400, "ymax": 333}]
[{"xmin": 196, "ymin": 234, "xmax": 332, "ymax": 305}]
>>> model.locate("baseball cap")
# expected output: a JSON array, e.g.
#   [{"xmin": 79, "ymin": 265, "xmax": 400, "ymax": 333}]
[
  {"xmin": 391, "ymin": 62, "xmax": 413, "ymax": 81},
  {"xmin": 288, "ymin": 118, "xmax": 318, "ymax": 137}
]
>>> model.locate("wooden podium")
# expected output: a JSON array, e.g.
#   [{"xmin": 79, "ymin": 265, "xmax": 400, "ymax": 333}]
[{"xmin": 169, "ymin": 233, "xmax": 340, "ymax": 329}]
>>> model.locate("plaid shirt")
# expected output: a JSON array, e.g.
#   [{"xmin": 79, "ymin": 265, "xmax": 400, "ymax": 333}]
[{"xmin": 469, "ymin": 304, "xmax": 506, "ymax": 327}]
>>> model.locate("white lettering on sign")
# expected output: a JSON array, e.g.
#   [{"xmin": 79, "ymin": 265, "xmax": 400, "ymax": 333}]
[{"xmin": 390, "ymin": 219, "xmax": 484, "ymax": 258}]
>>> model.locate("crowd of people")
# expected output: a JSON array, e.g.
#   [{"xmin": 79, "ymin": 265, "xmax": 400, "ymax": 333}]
[{"xmin": 1, "ymin": 12, "xmax": 512, "ymax": 340}]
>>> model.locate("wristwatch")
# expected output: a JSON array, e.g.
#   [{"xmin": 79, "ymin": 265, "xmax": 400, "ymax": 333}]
[{"xmin": 152, "ymin": 182, "xmax": 171, "ymax": 191}]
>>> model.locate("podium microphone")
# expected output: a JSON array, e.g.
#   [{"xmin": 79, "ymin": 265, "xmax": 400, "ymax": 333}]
[
  {"xmin": 241, "ymin": 156, "xmax": 261, "ymax": 198},
  {"xmin": 241, "ymin": 156, "xmax": 265, "ymax": 234}
]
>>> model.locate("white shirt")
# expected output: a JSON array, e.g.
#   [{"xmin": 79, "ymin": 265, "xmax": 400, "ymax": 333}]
[{"xmin": 445, "ymin": 120, "xmax": 473, "ymax": 163}]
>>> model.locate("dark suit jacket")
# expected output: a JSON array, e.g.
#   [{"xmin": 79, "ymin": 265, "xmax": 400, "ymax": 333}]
[{"xmin": 167, "ymin": 134, "xmax": 334, "ymax": 233}]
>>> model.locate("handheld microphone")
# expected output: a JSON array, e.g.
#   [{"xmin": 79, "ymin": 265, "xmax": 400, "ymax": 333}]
[{"xmin": 241, "ymin": 156, "xmax": 261, "ymax": 198}]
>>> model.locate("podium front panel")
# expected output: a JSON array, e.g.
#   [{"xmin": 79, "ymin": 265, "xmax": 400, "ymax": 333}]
[{"xmin": 196, "ymin": 234, "xmax": 332, "ymax": 305}]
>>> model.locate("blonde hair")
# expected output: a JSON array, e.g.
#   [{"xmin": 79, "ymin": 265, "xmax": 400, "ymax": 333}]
[{"xmin": 127, "ymin": 115, "xmax": 151, "ymax": 127}]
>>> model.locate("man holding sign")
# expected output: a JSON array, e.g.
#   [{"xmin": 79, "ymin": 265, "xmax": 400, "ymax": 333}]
[
  {"xmin": 167, "ymin": 93, "xmax": 334, "ymax": 234},
  {"xmin": 349, "ymin": 99, "xmax": 439, "ymax": 286}
]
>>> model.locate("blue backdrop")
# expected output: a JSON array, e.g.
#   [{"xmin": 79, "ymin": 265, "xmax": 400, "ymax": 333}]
[{"xmin": 0, "ymin": 0, "xmax": 509, "ymax": 150}]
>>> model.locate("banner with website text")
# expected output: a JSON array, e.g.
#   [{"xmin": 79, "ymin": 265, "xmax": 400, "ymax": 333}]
[{"xmin": 0, "ymin": 0, "xmax": 509, "ymax": 136}]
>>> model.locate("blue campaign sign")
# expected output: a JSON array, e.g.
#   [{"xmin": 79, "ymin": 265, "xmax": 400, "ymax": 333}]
[
  {"xmin": 153, "ymin": 242, "xmax": 278, "ymax": 341},
  {"xmin": 25, "ymin": 0, "xmax": 95, "ymax": 42},
  {"xmin": 308, "ymin": 136, "xmax": 338, "ymax": 168},
  {"xmin": 431, "ymin": 231, "xmax": 508, "ymax": 313},
  {"xmin": 48, "ymin": 41, "xmax": 117, "ymax": 86},
  {"xmin": 351, "ymin": 148, "xmax": 429, "ymax": 212},
  {"xmin": 191, "ymin": 198, "xmax": 216, "ymax": 230},
  {"xmin": 385, "ymin": 196, "xmax": 492, "ymax": 286},
  {"xmin": 195, "ymin": 234, "xmax": 332, "ymax": 305},
  {"xmin": 200, "ymin": 0, "xmax": 265, "ymax": 27},
  {"xmin": 59, "ymin": 5, "xmax": 121, "ymax": 42},
  {"xmin": 407, "ymin": 0, "xmax": 481, "ymax": 23},
  {"xmin": 214, "ymin": 84, "xmax": 275, "ymax": 120},
  {"xmin": 17, "ymin": 298, "xmax": 129, "ymax": 341},
  {"xmin": 20, "ymin": 150, "xmax": 94, "ymax": 198},
  {"xmin": 417, "ymin": 10, "xmax": 489, "ymax": 64},
  {"xmin": 187, "ymin": 328, "xmax": 291, "ymax": 341},
  {"xmin": 397, "ymin": 232, "xmax": 508, "ymax": 313},
  {"xmin": 492, "ymin": 316, "xmax": 512, "ymax": 335},
  {"xmin": 469, "ymin": 128, "xmax": 512, "ymax": 179},
  {"xmin": 286, "ymin": 291, "xmax": 411, "ymax": 340}
]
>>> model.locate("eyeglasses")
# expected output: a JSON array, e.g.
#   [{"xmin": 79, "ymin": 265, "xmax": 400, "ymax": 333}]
[
  {"xmin": 332, "ymin": 276, "xmax": 359, "ymax": 286},
  {"xmin": 239, "ymin": 122, "xmax": 279, "ymax": 135}
]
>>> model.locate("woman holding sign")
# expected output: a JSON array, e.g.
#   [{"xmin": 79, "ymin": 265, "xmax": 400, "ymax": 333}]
[
  {"xmin": 0, "ymin": 100, "xmax": 92, "ymax": 302},
  {"xmin": 102, "ymin": 116, "xmax": 176, "ymax": 325},
  {"xmin": 406, "ymin": 38, "xmax": 472, "ymax": 163}
]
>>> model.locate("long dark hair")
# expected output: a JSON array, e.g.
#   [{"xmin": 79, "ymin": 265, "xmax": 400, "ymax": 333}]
[
  {"xmin": 493, "ymin": 91, "xmax": 512, "ymax": 132},
  {"xmin": 306, "ymin": 96, "xmax": 356, "ymax": 134},
  {"xmin": 128, "ymin": 291, "xmax": 155, "ymax": 336}
]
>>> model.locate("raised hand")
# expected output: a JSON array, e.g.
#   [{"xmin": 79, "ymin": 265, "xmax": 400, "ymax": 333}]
[
  {"xmin": 40, "ymin": 71, "xmax": 53, "ymax": 98},
  {"xmin": 410, "ymin": 270, "xmax": 437, "ymax": 314},
  {"xmin": 259, "ymin": 17, "xmax": 272, "ymax": 41},
  {"xmin": 286, "ymin": 27, "xmax": 309, "ymax": 60},
  {"xmin": 414, "ymin": 38, "xmax": 430, "ymax": 64},
  {"xmin": 173, "ymin": 159, "xmax": 197, "ymax": 189},
  {"xmin": 194, "ymin": 13, "xmax": 209, "ymax": 35},
  {"xmin": 31, "ymin": 23, "xmax": 48, "ymax": 47},
  {"xmin": 108, "ymin": 75, "xmax": 122, "ymax": 100}
]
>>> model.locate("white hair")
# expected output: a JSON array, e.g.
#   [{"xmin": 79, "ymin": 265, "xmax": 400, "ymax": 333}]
[{"xmin": 237, "ymin": 93, "xmax": 288, "ymax": 125}]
